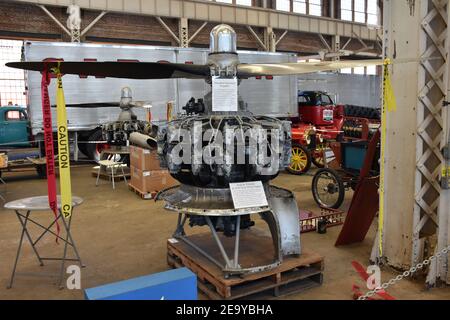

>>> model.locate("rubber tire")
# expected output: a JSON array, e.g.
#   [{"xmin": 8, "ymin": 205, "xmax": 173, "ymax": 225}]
[
  {"xmin": 344, "ymin": 105, "xmax": 381, "ymax": 120},
  {"xmin": 287, "ymin": 144, "xmax": 312, "ymax": 175},
  {"xmin": 77, "ymin": 135, "xmax": 89, "ymax": 158},
  {"xmin": 311, "ymin": 168, "xmax": 345, "ymax": 209},
  {"xmin": 85, "ymin": 130, "xmax": 104, "ymax": 161}
]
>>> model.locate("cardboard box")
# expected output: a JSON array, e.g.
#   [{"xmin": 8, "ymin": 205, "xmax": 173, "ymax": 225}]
[
  {"xmin": 130, "ymin": 167, "xmax": 178, "ymax": 193},
  {"xmin": 130, "ymin": 145, "xmax": 161, "ymax": 171}
]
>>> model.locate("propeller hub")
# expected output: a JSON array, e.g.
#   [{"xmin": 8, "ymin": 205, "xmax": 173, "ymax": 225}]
[
  {"xmin": 120, "ymin": 86, "xmax": 132, "ymax": 108},
  {"xmin": 209, "ymin": 24, "xmax": 237, "ymax": 54}
]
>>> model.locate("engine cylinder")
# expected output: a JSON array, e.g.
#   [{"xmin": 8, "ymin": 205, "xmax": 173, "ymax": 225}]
[{"xmin": 157, "ymin": 113, "xmax": 292, "ymax": 188}]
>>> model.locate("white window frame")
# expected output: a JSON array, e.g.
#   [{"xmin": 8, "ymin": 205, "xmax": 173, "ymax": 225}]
[
  {"xmin": 276, "ymin": 0, "xmax": 323, "ymax": 16},
  {"xmin": 340, "ymin": 0, "xmax": 380, "ymax": 25},
  {"xmin": 0, "ymin": 39, "xmax": 26, "ymax": 107},
  {"xmin": 210, "ymin": 0, "xmax": 253, "ymax": 6}
]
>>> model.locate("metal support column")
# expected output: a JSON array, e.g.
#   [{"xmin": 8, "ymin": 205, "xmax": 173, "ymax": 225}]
[
  {"xmin": 427, "ymin": 0, "xmax": 450, "ymax": 286},
  {"xmin": 332, "ymin": 35, "xmax": 340, "ymax": 61},
  {"xmin": 66, "ymin": 4, "xmax": 81, "ymax": 43},
  {"xmin": 179, "ymin": 17, "xmax": 189, "ymax": 48},
  {"xmin": 382, "ymin": 0, "xmax": 449, "ymax": 285},
  {"xmin": 412, "ymin": 0, "xmax": 447, "ymax": 270},
  {"xmin": 265, "ymin": 27, "xmax": 276, "ymax": 52}
]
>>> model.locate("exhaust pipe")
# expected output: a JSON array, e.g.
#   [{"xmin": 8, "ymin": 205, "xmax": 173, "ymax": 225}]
[{"xmin": 129, "ymin": 132, "xmax": 157, "ymax": 149}]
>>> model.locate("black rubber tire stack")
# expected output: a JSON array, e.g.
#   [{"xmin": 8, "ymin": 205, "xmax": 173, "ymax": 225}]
[{"xmin": 344, "ymin": 105, "xmax": 381, "ymax": 120}]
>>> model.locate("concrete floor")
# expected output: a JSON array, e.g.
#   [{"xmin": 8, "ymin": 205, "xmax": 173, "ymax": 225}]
[{"xmin": 0, "ymin": 165, "xmax": 449, "ymax": 300}]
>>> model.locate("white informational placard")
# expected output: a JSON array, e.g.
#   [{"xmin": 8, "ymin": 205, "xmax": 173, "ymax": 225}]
[
  {"xmin": 229, "ymin": 181, "xmax": 269, "ymax": 209},
  {"xmin": 212, "ymin": 76, "xmax": 238, "ymax": 112}
]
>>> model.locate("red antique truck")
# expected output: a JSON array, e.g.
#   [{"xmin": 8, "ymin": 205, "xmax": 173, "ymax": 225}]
[
  {"xmin": 288, "ymin": 90, "xmax": 381, "ymax": 175},
  {"xmin": 288, "ymin": 91, "xmax": 345, "ymax": 175}
]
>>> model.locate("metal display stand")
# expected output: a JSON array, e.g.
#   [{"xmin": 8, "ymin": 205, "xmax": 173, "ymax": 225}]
[
  {"xmin": 172, "ymin": 210, "xmax": 281, "ymax": 277},
  {"xmin": 4, "ymin": 196, "xmax": 84, "ymax": 289},
  {"xmin": 161, "ymin": 184, "xmax": 301, "ymax": 277}
]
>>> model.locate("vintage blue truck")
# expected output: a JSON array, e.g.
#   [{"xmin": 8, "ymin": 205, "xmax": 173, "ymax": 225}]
[
  {"xmin": 0, "ymin": 106, "xmax": 31, "ymax": 147},
  {"xmin": 0, "ymin": 106, "xmax": 46, "ymax": 178}
]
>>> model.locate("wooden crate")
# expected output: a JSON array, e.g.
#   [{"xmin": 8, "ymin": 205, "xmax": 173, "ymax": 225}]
[{"xmin": 167, "ymin": 229, "xmax": 324, "ymax": 300}]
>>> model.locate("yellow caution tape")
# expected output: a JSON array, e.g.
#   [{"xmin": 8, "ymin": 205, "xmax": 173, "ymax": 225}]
[
  {"xmin": 443, "ymin": 166, "xmax": 450, "ymax": 177},
  {"xmin": 383, "ymin": 59, "xmax": 397, "ymax": 112},
  {"xmin": 379, "ymin": 59, "xmax": 397, "ymax": 257},
  {"xmin": 54, "ymin": 64, "xmax": 73, "ymax": 219}
]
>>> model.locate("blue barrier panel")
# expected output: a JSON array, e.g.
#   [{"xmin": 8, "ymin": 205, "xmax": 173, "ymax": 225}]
[{"xmin": 84, "ymin": 268, "xmax": 197, "ymax": 300}]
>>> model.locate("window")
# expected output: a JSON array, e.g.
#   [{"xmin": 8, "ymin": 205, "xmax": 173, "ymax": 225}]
[
  {"xmin": 354, "ymin": 0, "xmax": 365, "ymax": 23},
  {"xmin": 211, "ymin": 0, "xmax": 252, "ymax": 5},
  {"xmin": 309, "ymin": 0, "xmax": 322, "ymax": 16},
  {"xmin": 299, "ymin": 92, "xmax": 320, "ymax": 105},
  {"xmin": 340, "ymin": 68, "xmax": 352, "ymax": 74},
  {"xmin": 353, "ymin": 66, "xmax": 365, "ymax": 75},
  {"xmin": 293, "ymin": 0, "xmax": 307, "ymax": 14},
  {"xmin": 341, "ymin": 0, "xmax": 353, "ymax": 21},
  {"xmin": 367, "ymin": 0, "xmax": 378, "ymax": 25},
  {"xmin": 236, "ymin": 0, "xmax": 252, "ymax": 5},
  {"xmin": 5, "ymin": 110, "xmax": 26, "ymax": 121},
  {"xmin": 276, "ymin": 0, "xmax": 291, "ymax": 12},
  {"xmin": 320, "ymin": 94, "xmax": 332, "ymax": 105},
  {"xmin": 341, "ymin": 66, "xmax": 378, "ymax": 75},
  {"xmin": 0, "ymin": 40, "xmax": 26, "ymax": 107},
  {"xmin": 277, "ymin": 0, "xmax": 322, "ymax": 15},
  {"xmin": 366, "ymin": 65, "xmax": 377, "ymax": 75},
  {"xmin": 298, "ymin": 95, "xmax": 311, "ymax": 104},
  {"xmin": 340, "ymin": 0, "xmax": 379, "ymax": 25}
]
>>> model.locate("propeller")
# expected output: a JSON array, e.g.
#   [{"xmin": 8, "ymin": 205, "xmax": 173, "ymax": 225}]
[
  {"xmin": 6, "ymin": 59, "xmax": 383, "ymax": 80},
  {"xmin": 237, "ymin": 59, "xmax": 383, "ymax": 78},
  {"xmin": 5, "ymin": 61, "xmax": 210, "ymax": 79},
  {"xmin": 130, "ymin": 101, "xmax": 152, "ymax": 109}
]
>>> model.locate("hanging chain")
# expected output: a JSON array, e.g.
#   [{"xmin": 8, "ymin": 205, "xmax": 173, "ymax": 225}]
[{"xmin": 358, "ymin": 244, "xmax": 450, "ymax": 300}]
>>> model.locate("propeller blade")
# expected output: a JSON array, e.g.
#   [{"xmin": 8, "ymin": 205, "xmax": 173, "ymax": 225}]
[
  {"xmin": 130, "ymin": 101, "xmax": 153, "ymax": 108},
  {"xmin": 6, "ymin": 61, "xmax": 211, "ymax": 79},
  {"xmin": 237, "ymin": 59, "xmax": 383, "ymax": 77}
]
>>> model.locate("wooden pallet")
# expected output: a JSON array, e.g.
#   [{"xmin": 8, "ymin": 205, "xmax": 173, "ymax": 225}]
[
  {"xmin": 167, "ymin": 229, "xmax": 324, "ymax": 300},
  {"xmin": 128, "ymin": 183, "xmax": 154, "ymax": 200}
]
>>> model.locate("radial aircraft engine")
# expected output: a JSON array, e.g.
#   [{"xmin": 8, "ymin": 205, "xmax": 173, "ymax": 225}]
[{"xmin": 8, "ymin": 25, "xmax": 382, "ymax": 275}]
